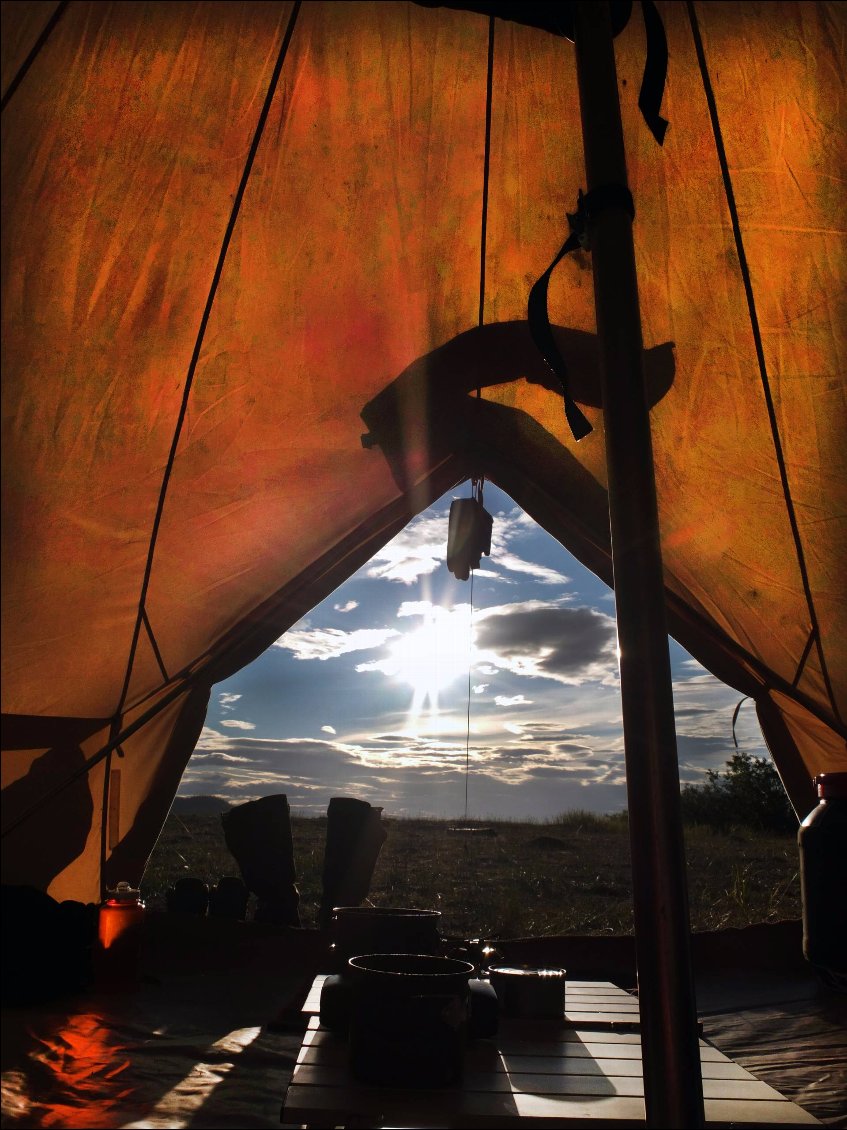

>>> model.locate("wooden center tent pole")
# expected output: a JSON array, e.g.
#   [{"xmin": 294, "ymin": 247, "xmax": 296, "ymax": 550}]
[{"xmin": 571, "ymin": 3, "xmax": 705, "ymax": 1125}]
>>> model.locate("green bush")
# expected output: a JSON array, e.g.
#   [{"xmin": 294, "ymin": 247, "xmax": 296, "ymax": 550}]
[{"xmin": 680, "ymin": 750, "xmax": 796, "ymax": 834}]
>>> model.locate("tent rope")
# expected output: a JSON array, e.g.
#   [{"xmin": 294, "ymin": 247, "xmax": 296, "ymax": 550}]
[
  {"xmin": 687, "ymin": 0, "xmax": 842, "ymax": 727},
  {"xmin": 0, "ymin": 0, "xmax": 69, "ymax": 113},
  {"xmin": 792, "ymin": 628, "xmax": 817, "ymax": 690},
  {"xmin": 731, "ymin": 696, "xmax": 751, "ymax": 749},
  {"xmin": 113, "ymin": 0, "xmax": 302, "ymax": 725},
  {"xmin": 143, "ymin": 609, "xmax": 170, "ymax": 684}
]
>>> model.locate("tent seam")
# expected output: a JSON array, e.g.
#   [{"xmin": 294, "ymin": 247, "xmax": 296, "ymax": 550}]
[
  {"xmin": 112, "ymin": 0, "xmax": 302, "ymax": 726},
  {"xmin": 477, "ymin": 15, "xmax": 494, "ymax": 338},
  {"xmin": 686, "ymin": 0, "xmax": 842, "ymax": 727},
  {"xmin": 0, "ymin": 0, "xmax": 69, "ymax": 112}
]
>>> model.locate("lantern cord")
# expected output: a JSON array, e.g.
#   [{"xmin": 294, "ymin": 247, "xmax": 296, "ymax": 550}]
[{"xmin": 464, "ymin": 566, "xmax": 475, "ymax": 823}]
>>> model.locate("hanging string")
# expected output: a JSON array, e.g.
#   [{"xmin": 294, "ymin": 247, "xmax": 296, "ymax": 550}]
[
  {"xmin": 468, "ymin": 11, "xmax": 492, "ymax": 820},
  {"xmin": 464, "ymin": 566, "xmax": 475, "ymax": 822}
]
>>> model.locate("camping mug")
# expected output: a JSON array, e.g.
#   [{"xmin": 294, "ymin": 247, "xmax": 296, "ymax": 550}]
[{"xmin": 346, "ymin": 953, "xmax": 475, "ymax": 1086}]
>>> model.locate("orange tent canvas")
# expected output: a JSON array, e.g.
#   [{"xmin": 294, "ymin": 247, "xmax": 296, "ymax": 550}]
[{"xmin": 2, "ymin": 0, "xmax": 845, "ymax": 904}]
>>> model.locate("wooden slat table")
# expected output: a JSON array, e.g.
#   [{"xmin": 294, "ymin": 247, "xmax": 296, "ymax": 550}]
[{"xmin": 282, "ymin": 975, "xmax": 820, "ymax": 1128}]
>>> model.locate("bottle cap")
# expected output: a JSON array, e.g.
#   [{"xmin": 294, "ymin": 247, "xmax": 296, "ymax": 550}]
[
  {"xmin": 816, "ymin": 773, "xmax": 847, "ymax": 799},
  {"xmin": 108, "ymin": 881, "xmax": 141, "ymax": 902}
]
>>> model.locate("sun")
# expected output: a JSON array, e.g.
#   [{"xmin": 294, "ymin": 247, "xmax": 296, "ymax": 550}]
[{"xmin": 385, "ymin": 605, "xmax": 473, "ymax": 724}]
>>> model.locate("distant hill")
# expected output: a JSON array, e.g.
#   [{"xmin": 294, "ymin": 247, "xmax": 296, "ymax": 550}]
[{"xmin": 171, "ymin": 795, "xmax": 232, "ymax": 815}]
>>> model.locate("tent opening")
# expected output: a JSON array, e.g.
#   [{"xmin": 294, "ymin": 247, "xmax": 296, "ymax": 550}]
[{"xmin": 179, "ymin": 482, "xmax": 772, "ymax": 825}]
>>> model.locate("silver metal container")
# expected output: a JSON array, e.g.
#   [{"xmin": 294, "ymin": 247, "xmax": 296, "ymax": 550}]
[{"xmin": 488, "ymin": 965, "xmax": 566, "ymax": 1018}]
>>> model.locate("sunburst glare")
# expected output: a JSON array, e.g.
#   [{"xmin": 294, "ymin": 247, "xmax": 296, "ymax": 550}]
[{"xmin": 383, "ymin": 603, "xmax": 474, "ymax": 729}]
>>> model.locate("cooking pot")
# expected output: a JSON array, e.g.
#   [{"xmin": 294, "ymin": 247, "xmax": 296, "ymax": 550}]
[
  {"xmin": 346, "ymin": 953, "xmax": 474, "ymax": 1086},
  {"xmin": 329, "ymin": 905, "xmax": 441, "ymax": 968}
]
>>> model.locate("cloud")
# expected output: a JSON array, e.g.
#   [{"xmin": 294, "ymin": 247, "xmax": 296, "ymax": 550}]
[
  {"xmin": 220, "ymin": 719, "xmax": 256, "ymax": 730},
  {"xmin": 276, "ymin": 625, "xmax": 400, "ymax": 660},
  {"xmin": 671, "ymin": 674, "xmax": 766, "ymax": 766},
  {"xmin": 364, "ymin": 513, "xmax": 448, "ymax": 584},
  {"xmin": 190, "ymin": 750, "xmax": 253, "ymax": 763},
  {"xmin": 503, "ymin": 721, "xmax": 529, "ymax": 735},
  {"xmin": 396, "ymin": 600, "xmax": 437, "ymax": 618},
  {"xmin": 180, "ymin": 726, "xmax": 633, "ymax": 818},
  {"xmin": 334, "ymin": 600, "xmax": 359, "ymax": 613},
  {"xmin": 357, "ymin": 501, "xmax": 572, "ymax": 588},
  {"xmin": 494, "ymin": 694, "xmax": 533, "ymax": 707},
  {"xmin": 472, "ymin": 683, "xmax": 489, "ymax": 694},
  {"xmin": 218, "ymin": 693, "xmax": 242, "ymax": 711},
  {"xmin": 321, "ymin": 725, "xmax": 337, "ymax": 734},
  {"xmin": 493, "ymin": 551, "xmax": 571, "ymax": 586},
  {"xmin": 485, "ymin": 508, "xmax": 572, "ymax": 586},
  {"xmin": 475, "ymin": 601, "xmax": 617, "ymax": 685}
]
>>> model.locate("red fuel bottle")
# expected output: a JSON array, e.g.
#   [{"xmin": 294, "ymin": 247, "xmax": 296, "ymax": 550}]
[{"xmin": 96, "ymin": 881, "xmax": 145, "ymax": 989}]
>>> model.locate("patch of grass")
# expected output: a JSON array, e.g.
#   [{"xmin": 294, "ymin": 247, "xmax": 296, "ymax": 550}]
[
  {"xmin": 549, "ymin": 809, "xmax": 630, "ymax": 833},
  {"xmin": 141, "ymin": 813, "xmax": 802, "ymax": 936}
]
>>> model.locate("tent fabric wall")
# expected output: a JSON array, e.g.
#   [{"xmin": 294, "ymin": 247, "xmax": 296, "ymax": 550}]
[{"xmin": 1, "ymin": 0, "xmax": 845, "ymax": 904}]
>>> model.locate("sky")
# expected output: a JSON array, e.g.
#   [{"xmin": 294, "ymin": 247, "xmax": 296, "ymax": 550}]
[{"xmin": 181, "ymin": 482, "xmax": 769, "ymax": 820}]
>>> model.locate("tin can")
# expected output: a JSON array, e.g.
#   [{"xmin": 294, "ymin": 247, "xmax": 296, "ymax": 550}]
[{"xmin": 489, "ymin": 965, "xmax": 566, "ymax": 1018}]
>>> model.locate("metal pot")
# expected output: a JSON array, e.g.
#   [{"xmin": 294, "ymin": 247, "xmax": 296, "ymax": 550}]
[
  {"xmin": 329, "ymin": 905, "xmax": 441, "ymax": 967},
  {"xmin": 347, "ymin": 953, "xmax": 474, "ymax": 1086}
]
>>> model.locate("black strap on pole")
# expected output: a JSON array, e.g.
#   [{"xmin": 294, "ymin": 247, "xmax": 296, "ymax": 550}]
[
  {"xmin": 528, "ymin": 184, "xmax": 634, "ymax": 441},
  {"xmin": 638, "ymin": 0, "xmax": 669, "ymax": 144}
]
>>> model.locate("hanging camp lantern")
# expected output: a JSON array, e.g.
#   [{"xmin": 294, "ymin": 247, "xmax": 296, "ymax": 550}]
[{"xmin": 446, "ymin": 480, "xmax": 492, "ymax": 581}]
